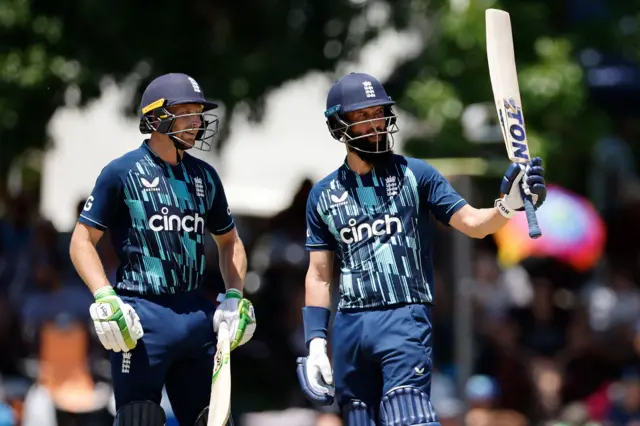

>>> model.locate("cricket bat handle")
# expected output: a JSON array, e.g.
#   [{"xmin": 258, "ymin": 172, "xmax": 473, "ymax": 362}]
[
  {"xmin": 218, "ymin": 322, "xmax": 230, "ymax": 345},
  {"xmin": 521, "ymin": 187, "xmax": 541, "ymax": 239}
]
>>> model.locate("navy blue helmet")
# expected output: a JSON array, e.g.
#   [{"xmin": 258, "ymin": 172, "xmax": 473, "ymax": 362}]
[
  {"xmin": 324, "ymin": 72, "xmax": 398, "ymax": 153},
  {"xmin": 139, "ymin": 73, "xmax": 219, "ymax": 151}
]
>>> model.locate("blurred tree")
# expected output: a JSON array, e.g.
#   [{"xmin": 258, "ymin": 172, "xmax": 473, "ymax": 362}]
[
  {"xmin": 389, "ymin": 0, "xmax": 640, "ymax": 193},
  {"xmin": 0, "ymin": 0, "xmax": 382, "ymax": 179},
  {"xmin": 2, "ymin": 0, "xmax": 640, "ymax": 195}
]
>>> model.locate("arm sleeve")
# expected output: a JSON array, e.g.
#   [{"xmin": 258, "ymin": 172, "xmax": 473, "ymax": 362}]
[
  {"xmin": 415, "ymin": 160, "xmax": 468, "ymax": 225},
  {"xmin": 305, "ymin": 188, "xmax": 335, "ymax": 251},
  {"xmin": 206, "ymin": 167, "xmax": 235, "ymax": 235},
  {"xmin": 77, "ymin": 164, "xmax": 123, "ymax": 231}
]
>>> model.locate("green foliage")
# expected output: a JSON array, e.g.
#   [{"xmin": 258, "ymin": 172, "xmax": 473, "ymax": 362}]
[
  {"xmin": 2, "ymin": 0, "xmax": 639, "ymax": 196},
  {"xmin": 390, "ymin": 0, "xmax": 626, "ymax": 193},
  {"xmin": 0, "ymin": 0, "xmax": 370, "ymax": 177}
]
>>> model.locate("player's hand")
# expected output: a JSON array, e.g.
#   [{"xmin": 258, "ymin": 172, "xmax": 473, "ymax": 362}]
[
  {"xmin": 496, "ymin": 157, "xmax": 547, "ymax": 217},
  {"xmin": 296, "ymin": 338, "xmax": 335, "ymax": 406},
  {"xmin": 213, "ymin": 289, "xmax": 256, "ymax": 351},
  {"xmin": 89, "ymin": 287, "xmax": 143, "ymax": 353}
]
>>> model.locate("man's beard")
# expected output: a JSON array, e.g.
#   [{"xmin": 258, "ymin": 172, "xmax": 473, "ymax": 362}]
[
  {"xmin": 347, "ymin": 135, "xmax": 393, "ymax": 167},
  {"xmin": 172, "ymin": 132, "xmax": 196, "ymax": 150}
]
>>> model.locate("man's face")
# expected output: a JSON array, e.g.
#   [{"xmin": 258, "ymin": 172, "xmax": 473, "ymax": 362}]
[
  {"xmin": 345, "ymin": 106, "xmax": 386, "ymax": 144},
  {"xmin": 344, "ymin": 105, "xmax": 393, "ymax": 166},
  {"xmin": 167, "ymin": 103, "xmax": 204, "ymax": 145}
]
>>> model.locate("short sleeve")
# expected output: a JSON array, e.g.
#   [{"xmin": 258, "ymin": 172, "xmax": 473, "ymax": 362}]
[
  {"xmin": 411, "ymin": 159, "xmax": 467, "ymax": 225},
  {"xmin": 305, "ymin": 188, "xmax": 336, "ymax": 251},
  {"xmin": 78, "ymin": 164, "xmax": 123, "ymax": 231},
  {"xmin": 206, "ymin": 167, "xmax": 235, "ymax": 235}
]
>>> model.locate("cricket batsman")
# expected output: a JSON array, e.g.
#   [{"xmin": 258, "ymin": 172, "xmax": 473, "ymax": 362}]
[
  {"xmin": 69, "ymin": 73, "xmax": 256, "ymax": 426},
  {"xmin": 296, "ymin": 72, "xmax": 546, "ymax": 425}
]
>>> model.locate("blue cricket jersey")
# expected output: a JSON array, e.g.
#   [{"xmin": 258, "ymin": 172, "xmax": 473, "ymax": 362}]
[
  {"xmin": 78, "ymin": 141, "xmax": 234, "ymax": 296},
  {"xmin": 305, "ymin": 155, "xmax": 467, "ymax": 310}
]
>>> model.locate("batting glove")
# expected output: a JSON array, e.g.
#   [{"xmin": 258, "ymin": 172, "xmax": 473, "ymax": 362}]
[
  {"xmin": 213, "ymin": 289, "xmax": 256, "ymax": 351},
  {"xmin": 296, "ymin": 338, "xmax": 335, "ymax": 406},
  {"xmin": 90, "ymin": 287, "xmax": 143, "ymax": 353},
  {"xmin": 495, "ymin": 157, "xmax": 547, "ymax": 218}
]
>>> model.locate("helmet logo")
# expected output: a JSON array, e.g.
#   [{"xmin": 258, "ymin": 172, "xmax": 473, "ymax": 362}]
[
  {"xmin": 363, "ymin": 81, "xmax": 376, "ymax": 98},
  {"xmin": 188, "ymin": 77, "xmax": 202, "ymax": 93}
]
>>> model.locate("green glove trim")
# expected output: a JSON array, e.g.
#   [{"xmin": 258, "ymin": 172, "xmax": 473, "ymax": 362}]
[
  {"xmin": 93, "ymin": 287, "xmax": 136, "ymax": 350},
  {"xmin": 230, "ymin": 298, "xmax": 254, "ymax": 350},
  {"xmin": 225, "ymin": 289, "xmax": 242, "ymax": 299},
  {"xmin": 94, "ymin": 286, "xmax": 116, "ymax": 300}
]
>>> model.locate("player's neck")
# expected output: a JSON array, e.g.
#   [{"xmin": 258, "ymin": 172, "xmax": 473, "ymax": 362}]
[
  {"xmin": 147, "ymin": 136, "xmax": 183, "ymax": 165},
  {"xmin": 346, "ymin": 151, "xmax": 373, "ymax": 175}
]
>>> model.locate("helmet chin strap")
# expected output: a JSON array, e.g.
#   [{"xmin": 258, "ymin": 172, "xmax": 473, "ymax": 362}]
[
  {"xmin": 169, "ymin": 134, "xmax": 193, "ymax": 151},
  {"xmin": 168, "ymin": 135, "xmax": 193, "ymax": 163}
]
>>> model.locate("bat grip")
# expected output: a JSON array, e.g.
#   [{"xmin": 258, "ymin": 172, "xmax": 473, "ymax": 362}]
[{"xmin": 521, "ymin": 187, "xmax": 541, "ymax": 239}]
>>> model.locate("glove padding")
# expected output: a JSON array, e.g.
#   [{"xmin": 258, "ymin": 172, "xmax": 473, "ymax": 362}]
[
  {"xmin": 499, "ymin": 157, "xmax": 547, "ymax": 214},
  {"xmin": 90, "ymin": 287, "xmax": 143, "ymax": 352},
  {"xmin": 296, "ymin": 338, "xmax": 335, "ymax": 406},
  {"xmin": 213, "ymin": 289, "xmax": 256, "ymax": 351}
]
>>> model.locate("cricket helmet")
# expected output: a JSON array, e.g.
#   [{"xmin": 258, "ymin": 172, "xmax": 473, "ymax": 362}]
[
  {"xmin": 139, "ymin": 73, "xmax": 219, "ymax": 151},
  {"xmin": 324, "ymin": 72, "xmax": 398, "ymax": 153}
]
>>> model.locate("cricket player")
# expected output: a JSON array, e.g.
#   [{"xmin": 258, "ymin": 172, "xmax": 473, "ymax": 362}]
[
  {"xmin": 296, "ymin": 72, "xmax": 546, "ymax": 425},
  {"xmin": 69, "ymin": 73, "xmax": 256, "ymax": 426}
]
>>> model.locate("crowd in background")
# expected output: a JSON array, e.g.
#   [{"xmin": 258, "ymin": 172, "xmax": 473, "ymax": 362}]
[{"xmin": 0, "ymin": 169, "xmax": 639, "ymax": 426}]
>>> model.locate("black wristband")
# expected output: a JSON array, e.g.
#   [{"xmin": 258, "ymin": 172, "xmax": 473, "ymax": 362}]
[{"xmin": 302, "ymin": 306, "xmax": 331, "ymax": 348}]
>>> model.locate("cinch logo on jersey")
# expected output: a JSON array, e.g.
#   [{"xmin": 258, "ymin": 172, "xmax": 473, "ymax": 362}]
[
  {"xmin": 148, "ymin": 207, "xmax": 205, "ymax": 233},
  {"xmin": 339, "ymin": 215, "xmax": 403, "ymax": 244}
]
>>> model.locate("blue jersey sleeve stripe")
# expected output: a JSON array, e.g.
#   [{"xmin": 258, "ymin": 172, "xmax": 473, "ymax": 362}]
[
  {"xmin": 210, "ymin": 220, "xmax": 235, "ymax": 235},
  {"xmin": 78, "ymin": 214, "xmax": 108, "ymax": 231},
  {"xmin": 443, "ymin": 198, "xmax": 468, "ymax": 224},
  {"xmin": 445, "ymin": 198, "xmax": 466, "ymax": 215}
]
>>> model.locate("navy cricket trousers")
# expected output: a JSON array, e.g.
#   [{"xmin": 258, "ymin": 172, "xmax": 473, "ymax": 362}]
[
  {"xmin": 110, "ymin": 290, "xmax": 216, "ymax": 425},
  {"xmin": 332, "ymin": 303, "xmax": 437, "ymax": 421}
]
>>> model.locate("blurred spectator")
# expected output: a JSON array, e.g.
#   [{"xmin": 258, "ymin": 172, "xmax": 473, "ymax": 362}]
[
  {"xmin": 0, "ymin": 402, "xmax": 14, "ymax": 426},
  {"xmin": 431, "ymin": 368, "xmax": 463, "ymax": 425},
  {"xmin": 474, "ymin": 316, "xmax": 537, "ymax": 418},
  {"xmin": 552, "ymin": 401, "xmax": 594, "ymax": 426},
  {"xmin": 251, "ymin": 178, "xmax": 313, "ymax": 274},
  {"xmin": 0, "ymin": 164, "xmax": 638, "ymax": 426},
  {"xmin": 583, "ymin": 266, "xmax": 640, "ymax": 333},
  {"xmin": 510, "ymin": 278, "xmax": 572, "ymax": 358},
  {"xmin": 472, "ymin": 249, "xmax": 512, "ymax": 322},
  {"xmin": 19, "ymin": 219, "xmax": 93, "ymax": 346},
  {"xmin": 590, "ymin": 110, "xmax": 640, "ymax": 215},
  {"xmin": 0, "ymin": 193, "xmax": 33, "ymax": 257},
  {"xmin": 0, "ymin": 295, "xmax": 26, "ymax": 377},
  {"xmin": 464, "ymin": 375, "xmax": 527, "ymax": 426},
  {"xmin": 558, "ymin": 307, "xmax": 618, "ymax": 420},
  {"xmin": 605, "ymin": 369, "xmax": 640, "ymax": 424},
  {"xmin": 0, "ymin": 194, "xmax": 36, "ymax": 305}
]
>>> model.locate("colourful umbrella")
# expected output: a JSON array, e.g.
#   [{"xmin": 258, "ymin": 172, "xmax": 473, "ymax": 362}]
[{"xmin": 493, "ymin": 184, "xmax": 606, "ymax": 272}]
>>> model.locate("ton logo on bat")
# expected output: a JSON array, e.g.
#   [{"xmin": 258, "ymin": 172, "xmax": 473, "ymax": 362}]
[{"xmin": 500, "ymin": 97, "xmax": 530, "ymax": 161}]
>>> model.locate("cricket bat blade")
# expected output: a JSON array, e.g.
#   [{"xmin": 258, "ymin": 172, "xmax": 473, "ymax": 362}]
[
  {"xmin": 207, "ymin": 322, "xmax": 231, "ymax": 426},
  {"xmin": 486, "ymin": 8, "xmax": 542, "ymax": 239}
]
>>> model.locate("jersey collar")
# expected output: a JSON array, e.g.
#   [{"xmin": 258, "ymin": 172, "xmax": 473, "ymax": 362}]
[
  {"xmin": 341, "ymin": 155, "xmax": 393, "ymax": 177},
  {"xmin": 141, "ymin": 140, "xmax": 183, "ymax": 167}
]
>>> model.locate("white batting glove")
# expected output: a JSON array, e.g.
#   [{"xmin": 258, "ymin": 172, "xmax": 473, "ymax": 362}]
[
  {"xmin": 90, "ymin": 287, "xmax": 143, "ymax": 353},
  {"xmin": 306, "ymin": 338, "xmax": 335, "ymax": 396},
  {"xmin": 213, "ymin": 289, "xmax": 256, "ymax": 351}
]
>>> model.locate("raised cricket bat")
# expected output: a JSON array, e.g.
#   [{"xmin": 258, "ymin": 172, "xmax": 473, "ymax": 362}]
[
  {"xmin": 486, "ymin": 8, "xmax": 542, "ymax": 239},
  {"xmin": 207, "ymin": 321, "xmax": 231, "ymax": 426}
]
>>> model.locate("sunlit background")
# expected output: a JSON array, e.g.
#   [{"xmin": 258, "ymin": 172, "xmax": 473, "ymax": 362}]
[{"xmin": 1, "ymin": 0, "xmax": 640, "ymax": 425}]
